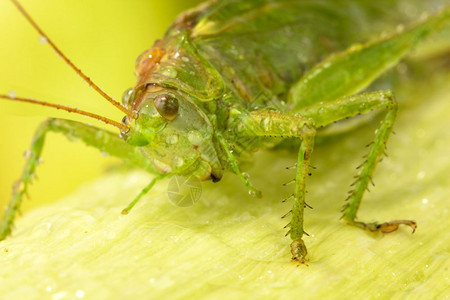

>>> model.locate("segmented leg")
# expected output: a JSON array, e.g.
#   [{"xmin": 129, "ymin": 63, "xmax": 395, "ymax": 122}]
[
  {"xmin": 289, "ymin": 126, "xmax": 315, "ymax": 263},
  {"xmin": 215, "ymin": 132, "xmax": 262, "ymax": 198},
  {"xmin": 236, "ymin": 110, "xmax": 316, "ymax": 263},
  {"xmin": 0, "ymin": 118, "xmax": 157, "ymax": 240},
  {"xmin": 285, "ymin": 13, "xmax": 447, "ymax": 239},
  {"xmin": 299, "ymin": 90, "xmax": 416, "ymax": 233},
  {"xmin": 121, "ymin": 175, "xmax": 165, "ymax": 215}
]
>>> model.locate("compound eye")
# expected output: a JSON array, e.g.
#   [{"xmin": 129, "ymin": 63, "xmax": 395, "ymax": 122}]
[{"xmin": 153, "ymin": 94, "xmax": 179, "ymax": 121}]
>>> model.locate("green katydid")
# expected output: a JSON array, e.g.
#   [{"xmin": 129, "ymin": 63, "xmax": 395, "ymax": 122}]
[{"xmin": 0, "ymin": 0, "xmax": 449, "ymax": 263}]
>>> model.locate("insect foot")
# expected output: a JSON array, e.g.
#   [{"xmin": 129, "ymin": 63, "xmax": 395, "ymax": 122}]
[
  {"xmin": 290, "ymin": 238, "xmax": 308, "ymax": 264},
  {"xmin": 352, "ymin": 220, "xmax": 417, "ymax": 234}
]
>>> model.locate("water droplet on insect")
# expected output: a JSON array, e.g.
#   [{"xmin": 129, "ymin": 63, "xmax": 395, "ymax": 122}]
[
  {"xmin": 23, "ymin": 150, "xmax": 31, "ymax": 159},
  {"xmin": 39, "ymin": 35, "xmax": 48, "ymax": 44},
  {"xmin": 95, "ymin": 131, "xmax": 104, "ymax": 139},
  {"xmin": 153, "ymin": 159, "xmax": 172, "ymax": 173},
  {"xmin": 188, "ymin": 131, "xmax": 203, "ymax": 146},
  {"xmin": 260, "ymin": 118, "xmax": 270, "ymax": 129},
  {"xmin": 173, "ymin": 157, "xmax": 184, "ymax": 167},
  {"xmin": 162, "ymin": 68, "xmax": 177, "ymax": 78},
  {"xmin": 166, "ymin": 135, "xmax": 178, "ymax": 145},
  {"xmin": 8, "ymin": 90, "xmax": 17, "ymax": 99},
  {"xmin": 121, "ymin": 88, "xmax": 133, "ymax": 106}
]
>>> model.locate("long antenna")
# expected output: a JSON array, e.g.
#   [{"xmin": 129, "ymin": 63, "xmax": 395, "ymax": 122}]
[
  {"xmin": 0, "ymin": 94, "xmax": 128, "ymax": 132},
  {"xmin": 10, "ymin": 0, "xmax": 135, "ymax": 119}
]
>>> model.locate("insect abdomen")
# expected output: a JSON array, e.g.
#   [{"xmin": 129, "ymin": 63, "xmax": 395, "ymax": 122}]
[{"xmin": 188, "ymin": 0, "xmax": 446, "ymax": 109}]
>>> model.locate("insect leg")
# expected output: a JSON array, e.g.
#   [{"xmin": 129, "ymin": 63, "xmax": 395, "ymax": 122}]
[
  {"xmin": 121, "ymin": 175, "xmax": 164, "ymax": 215},
  {"xmin": 215, "ymin": 132, "xmax": 262, "ymax": 198},
  {"xmin": 299, "ymin": 90, "xmax": 416, "ymax": 233},
  {"xmin": 283, "ymin": 11, "xmax": 450, "ymax": 237},
  {"xmin": 237, "ymin": 110, "xmax": 316, "ymax": 263},
  {"xmin": 0, "ymin": 118, "xmax": 158, "ymax": 240}
]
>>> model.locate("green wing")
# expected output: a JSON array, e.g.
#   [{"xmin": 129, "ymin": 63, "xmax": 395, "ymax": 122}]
[{"xmin": 184, "ymin": 0, "xmax": 447, "ymax": 108}]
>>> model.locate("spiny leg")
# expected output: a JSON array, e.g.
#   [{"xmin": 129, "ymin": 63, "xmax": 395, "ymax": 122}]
[
  {"xmin": 299, "ymin": 91, "xmax": 416, "ymax": 233},
  {"xmin": 0, "ymin": 118, "xmax": 158, "ymax": 240},
  {"xmin": 237, "ymin": 110, "xmax": 316, "ymax": 263},
  {"xmin": 289, "ymin": 127, "xmax": 315, "ymax": 263},
  {"xmin": 285, "ymin": 14, "xmax": 447, "ymax": 237}
]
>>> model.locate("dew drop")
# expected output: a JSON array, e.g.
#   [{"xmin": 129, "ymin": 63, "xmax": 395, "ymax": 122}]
[
  {"xmin": 188, "ymin": 131, "xmax": 203, "ymax": 146},
  {"xmin": 8, "ymin": 90, "xmax": 17, "ymax": 99},
  {"xmin": 173, "ymin": 157, "xmax": 184, "ymax": 167},
  {"xmin": 23, "ymin": 149, "xmax": 31, "ymax": 159},
  {"xmin": 260, "ymin": 118, "xmax": 270, "ymax": 129},
  {"xmin": 39, "ymin": 35, "xmax": 48, "ymax": 44},
  {"xmin": 162, "ymin": 68, "xmax": 177, "ymax": 78},
  {"xmin": 166, "ymin": 135, "xmax": 179, "ymax": 145}
]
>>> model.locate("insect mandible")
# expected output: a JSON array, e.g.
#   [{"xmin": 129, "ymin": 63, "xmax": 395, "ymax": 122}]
[{"xmin": 1, "ymin": 0, "xmax": 449, "ymax": 263}]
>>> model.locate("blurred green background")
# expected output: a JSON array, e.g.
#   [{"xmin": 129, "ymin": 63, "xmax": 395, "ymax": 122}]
[{"xmin": 0, "ymin": 0, "xmax": 202, "ymax": 212}]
